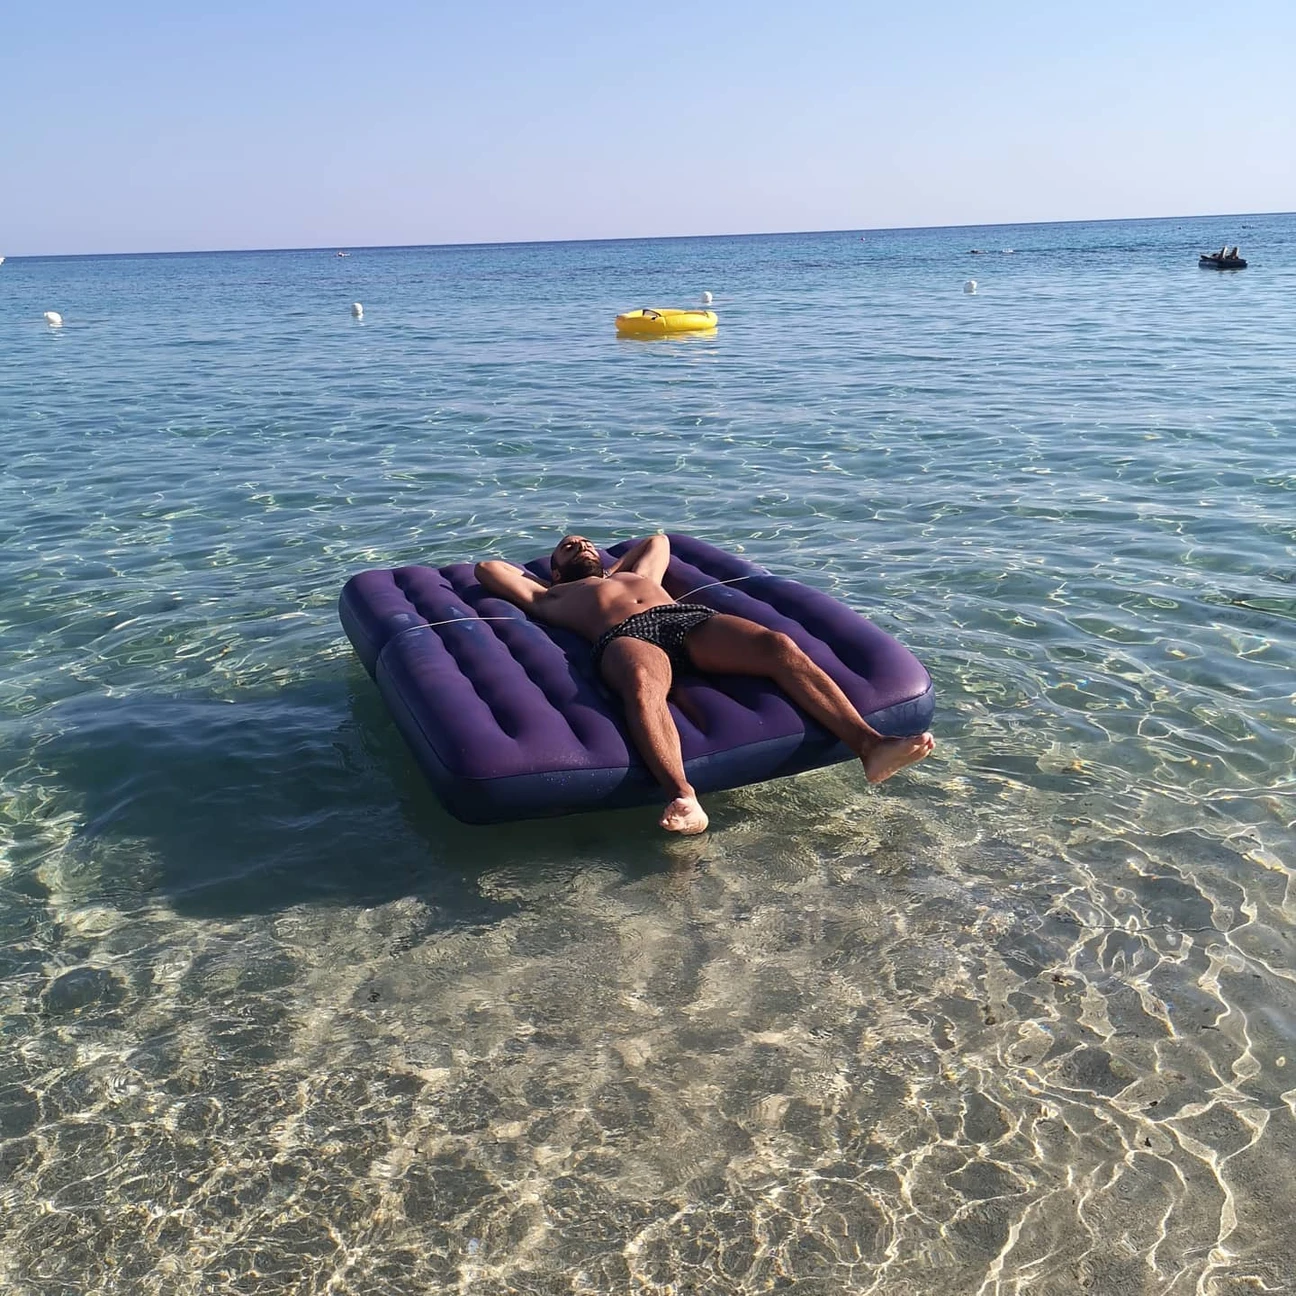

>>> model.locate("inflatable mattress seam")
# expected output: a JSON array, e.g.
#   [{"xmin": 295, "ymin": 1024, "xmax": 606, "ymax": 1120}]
[
  {"xmin": 428, "ymin": 616, "xmax": 595, "ymax": 751},
  {"xmin": 381, "ymin": 643, "xmax": 624, "ymax": 780}
]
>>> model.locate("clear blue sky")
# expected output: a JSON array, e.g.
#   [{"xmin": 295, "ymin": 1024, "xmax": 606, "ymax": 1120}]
[{"xmin": 3, "ymin": 0, "xmax": 1292, "ymax": 255}]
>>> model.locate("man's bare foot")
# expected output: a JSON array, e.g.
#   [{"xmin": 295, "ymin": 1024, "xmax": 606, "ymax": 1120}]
[
  {"xmin": 661, "ymin": 796, "xmax": 709, "ymax": 834},
  {"xmin": 862, "ymin": 732, "xmax": 934, "ymax": 784}
]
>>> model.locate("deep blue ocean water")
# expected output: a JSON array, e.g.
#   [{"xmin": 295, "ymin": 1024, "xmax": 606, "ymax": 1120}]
[{"xmin": 1, "ymin": 215, "xmax": 1293, "ymax": 1293}]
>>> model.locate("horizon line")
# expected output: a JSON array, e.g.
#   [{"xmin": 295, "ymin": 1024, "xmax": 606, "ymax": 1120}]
[{"xmin": 5, "ymin": 207, "xmax": 1289, "ymax": 262}]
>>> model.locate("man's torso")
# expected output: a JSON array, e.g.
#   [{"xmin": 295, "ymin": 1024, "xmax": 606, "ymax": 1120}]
[{"xmin": 536, "ymin": 572, "xmax": 675, "ymax": 641}]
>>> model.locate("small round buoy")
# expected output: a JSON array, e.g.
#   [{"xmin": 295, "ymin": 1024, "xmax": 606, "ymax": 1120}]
[
  {"xmin": 701, "ymin": 291, "xmax": 712, "ymax": 305},
  {"xmin": 44, "ymin": 310, "xmax": 63, "ymax": 326},
  {"xmin": 963, "ymin": 280, "xmax": 977, "ymax": 295},
  {"xmin": 351, "ymin": 302, "xmax": 363, "ymax": 318}
]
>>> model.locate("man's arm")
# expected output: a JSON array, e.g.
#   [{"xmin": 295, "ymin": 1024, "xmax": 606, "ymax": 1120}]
[
  {"xmin": 608, "ymin": 534, "xmax": 670, "ymax": 583},
  {"xmin": 474, "ymin": 561, "xmax": 551, "ymax": 615}
]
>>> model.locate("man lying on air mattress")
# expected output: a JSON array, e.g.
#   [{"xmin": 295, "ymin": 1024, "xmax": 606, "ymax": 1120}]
[{"xmin": 476, "ymin": 533, "xmax": 934, "ymax": 835}]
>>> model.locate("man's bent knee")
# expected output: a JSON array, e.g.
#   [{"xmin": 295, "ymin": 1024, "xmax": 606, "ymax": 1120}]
[
  {"xmin": 752, "ymin": 627, "xmax": 799, "ymax": 667},
  {"xmin": 621, "ymin": 667, "xmax": 667, "ymax": 703}
]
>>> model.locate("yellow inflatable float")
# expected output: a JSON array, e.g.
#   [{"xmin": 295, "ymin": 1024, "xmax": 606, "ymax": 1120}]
[{"xmin": 615, "ymin": 308, "xmax": 718, "ymax": 338}]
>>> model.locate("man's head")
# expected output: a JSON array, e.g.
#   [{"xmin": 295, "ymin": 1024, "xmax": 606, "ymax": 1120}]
[{"xmin": 550, "ymin": 534, "xmax": 605, "ymax": 584}]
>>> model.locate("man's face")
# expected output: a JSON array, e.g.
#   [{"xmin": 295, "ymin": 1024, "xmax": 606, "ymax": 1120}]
[{"xmin": 550, "ymin": 534, "xmax": 603, "ymax": 583}]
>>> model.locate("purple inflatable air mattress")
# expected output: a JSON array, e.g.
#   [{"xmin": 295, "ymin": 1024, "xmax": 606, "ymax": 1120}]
[{"xmin": 339, "ymin": 535, "xmax": 934, "ymax": 824}]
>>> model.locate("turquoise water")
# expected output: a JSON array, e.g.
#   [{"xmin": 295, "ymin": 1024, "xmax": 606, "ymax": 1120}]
[{"xmin": 2, "ymin": 215, "xmax": 1294, "ymax": 1293}]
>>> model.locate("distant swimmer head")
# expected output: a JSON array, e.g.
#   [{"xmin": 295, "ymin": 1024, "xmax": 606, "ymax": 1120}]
[
  {"xmin": 550, "ymin": 534, "xmax": 605, "ymax": 584},
  {"xmin": 43, "ymin": 311, "xmax": 63, "ymax": 326},
  {"xmin": 964, "ymin": 280, "xmax": 977, "ymax": 294},
  {"xmin": 351, "ymin": 302, "xmax": 363, "ymax": 318},
  {"xmin": 701, "ymin": 291, "xmax": 713, "ymax": 304}
]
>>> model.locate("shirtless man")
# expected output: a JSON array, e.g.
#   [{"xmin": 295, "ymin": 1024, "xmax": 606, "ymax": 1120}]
[{"xmin": 475, "ymin": 534, "xmax": 934, "ymax": 835}]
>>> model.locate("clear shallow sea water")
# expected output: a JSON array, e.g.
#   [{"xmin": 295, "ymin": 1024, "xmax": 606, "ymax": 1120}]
[{"xmin": 1, "ymin": 215, "xmax": 1294, "ymax": 1294}]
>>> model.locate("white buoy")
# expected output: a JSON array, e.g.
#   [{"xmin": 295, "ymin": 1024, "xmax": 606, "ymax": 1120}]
[
  {"xmin": 701, "ymin": 291, "xmax": 713, "ymax": 305},
  {"xmin": 963, "ymin": 280, "xmax": 977, "ymax": 295},
  {"xmin": 44, "ymin": 310, "xmax": 63, "ymax": 326},
  {"xmin": 351, "ymin": 302, "xmax": 363, "ymax": 318}
]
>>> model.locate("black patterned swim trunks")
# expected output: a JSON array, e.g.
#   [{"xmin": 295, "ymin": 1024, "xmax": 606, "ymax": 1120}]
[{"xmin": 591, "ymin": 603, "xmax": 717, "ymax": 677}]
